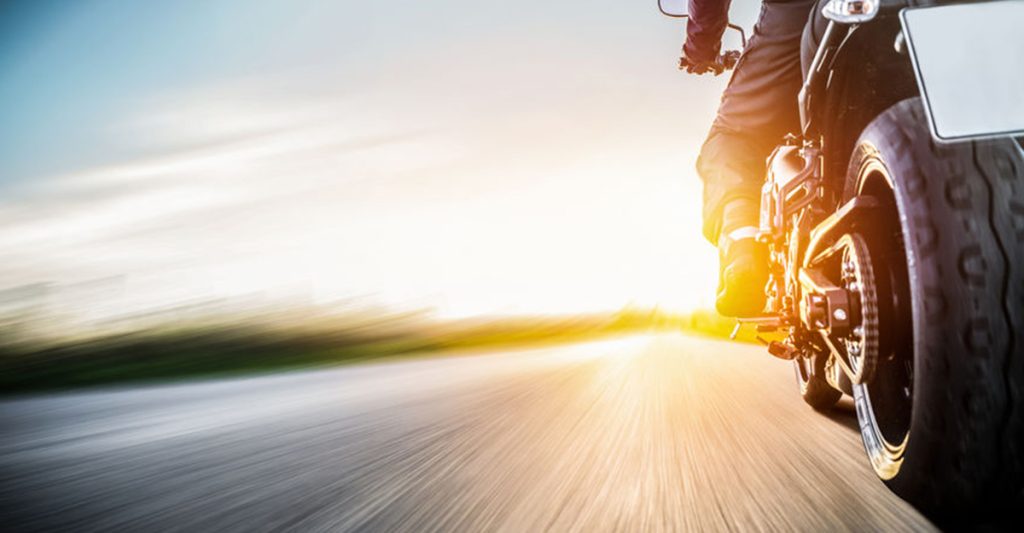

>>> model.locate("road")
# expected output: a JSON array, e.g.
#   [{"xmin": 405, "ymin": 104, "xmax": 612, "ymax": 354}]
[{"xmin": 0, "ymin": 334, "xmax": 934, "ymax": 531}]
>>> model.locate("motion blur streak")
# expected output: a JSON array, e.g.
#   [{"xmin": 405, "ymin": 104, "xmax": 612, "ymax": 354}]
[{"xmin": 0, "ymin": 334, "xmax": 932, "ymax": 531}]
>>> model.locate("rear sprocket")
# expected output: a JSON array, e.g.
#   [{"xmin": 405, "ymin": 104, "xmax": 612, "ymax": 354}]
[{"xmin": 836, "ymin": 233, "xmax": 880, "ymax": 385}]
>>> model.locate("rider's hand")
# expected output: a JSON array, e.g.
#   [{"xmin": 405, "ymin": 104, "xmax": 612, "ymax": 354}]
[
  {"xmin": 681, "ymin": 36, "xmax": 723, "ymax": 75},
  {"xmin": 680, "ymin": 53, "xmax": 726, "ymax": 75},
  {"xmin": 680, "ymin": 50, "xmax": 741, "ymax": 76}
]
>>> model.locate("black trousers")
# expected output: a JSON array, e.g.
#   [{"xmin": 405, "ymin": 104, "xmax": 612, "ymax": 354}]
[{"xmin": 697, "ymin": 0, "xmax": 825, "ymax": 244}]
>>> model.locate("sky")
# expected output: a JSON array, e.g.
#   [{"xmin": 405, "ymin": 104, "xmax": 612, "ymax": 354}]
[{"xmin": 0, "ymin": 0, "xmax": 760, "ymax": 320}]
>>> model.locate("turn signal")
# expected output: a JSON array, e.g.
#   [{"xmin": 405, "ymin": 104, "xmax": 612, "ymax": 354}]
[{"xmin": 822, "ymin": 0, "xmax": 879, "ymax": 23}]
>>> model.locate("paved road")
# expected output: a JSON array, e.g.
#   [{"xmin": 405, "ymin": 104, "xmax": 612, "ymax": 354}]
[{"xmin": 1, "ymin": 334, "xmax": 935, "ymax": 531}]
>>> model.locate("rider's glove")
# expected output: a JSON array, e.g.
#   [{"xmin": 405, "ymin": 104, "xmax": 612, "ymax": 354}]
[
  {"xmin": 680, "ymin": 49, "xmax": 741, "ymax": 76},
  {"xmin": 680, "ymin": 52, "xmax": 726, "ymax": 75},
  {"xmin": 681, "ymin": 34, "xmax": 723, "ymax": 75}
]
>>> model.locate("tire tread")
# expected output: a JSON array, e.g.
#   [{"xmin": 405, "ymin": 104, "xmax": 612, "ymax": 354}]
[{"xmin": 849, "ymin": 99, "xmax": 1023, "ymax": 513}]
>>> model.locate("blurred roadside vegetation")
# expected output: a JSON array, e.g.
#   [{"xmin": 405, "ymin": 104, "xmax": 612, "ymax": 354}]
[{"xmin": 0, "ymin": 305, "xmax": 759, "ymax": 394}]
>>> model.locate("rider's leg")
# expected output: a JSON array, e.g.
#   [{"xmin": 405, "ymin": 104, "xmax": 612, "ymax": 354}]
[{"xmin": 697, "ymin": 0, "xmax": 818, "ymax": 317}]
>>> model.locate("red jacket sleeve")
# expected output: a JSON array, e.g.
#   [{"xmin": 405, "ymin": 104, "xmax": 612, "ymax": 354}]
[{"xmin": 684, "ymin": 0, "xmax": 732, "ymax": 62}]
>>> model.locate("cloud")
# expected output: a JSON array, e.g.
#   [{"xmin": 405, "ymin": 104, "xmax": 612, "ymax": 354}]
[{"xmin": 0, "ymin": 9, "xmax": 724, "ymax": 322}]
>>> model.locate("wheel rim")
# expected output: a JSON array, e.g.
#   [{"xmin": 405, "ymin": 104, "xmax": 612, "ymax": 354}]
[{"xmin": 850, "ymin": 156, "xmax": 915, "ymax": 481}]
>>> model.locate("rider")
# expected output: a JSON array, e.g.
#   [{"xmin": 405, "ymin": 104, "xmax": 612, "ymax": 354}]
[{"xmin": 683, "ymin": 0, "xmax": 821, "ymax": 316}]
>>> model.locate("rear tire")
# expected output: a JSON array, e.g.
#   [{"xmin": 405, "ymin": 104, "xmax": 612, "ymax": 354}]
[
  {"xmin": 846, "ymin": 98, "xmax": 1024, "ymax": 516},
  {"xmin": 794, "ymin": 355, "xmax": 841, "ymax": 410}
]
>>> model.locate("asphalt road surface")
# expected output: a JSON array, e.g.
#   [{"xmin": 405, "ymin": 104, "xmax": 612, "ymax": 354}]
[{"xmin": 1, "ymin": 334, "xmax": 936, "ymax": 531}]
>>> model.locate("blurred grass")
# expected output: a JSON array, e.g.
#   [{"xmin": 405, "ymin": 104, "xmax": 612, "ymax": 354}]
[{"xmin": 0, "ymin": 308, "xmax": 761, "ymax": 394}]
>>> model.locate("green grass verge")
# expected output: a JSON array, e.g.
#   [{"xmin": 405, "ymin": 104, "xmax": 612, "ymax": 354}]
[{"xmin": 0, "ymin": 311, "xmax": 685, "ymax": 394}]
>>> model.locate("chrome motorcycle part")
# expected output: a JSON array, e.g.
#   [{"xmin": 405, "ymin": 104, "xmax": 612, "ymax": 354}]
[
  {"xmin": 759, "ymin": 145, "xmax": 821, "ymax": 242},
  {"xmin": 802, "ymin": 195, "xmax": 878, "ymax": 269}
]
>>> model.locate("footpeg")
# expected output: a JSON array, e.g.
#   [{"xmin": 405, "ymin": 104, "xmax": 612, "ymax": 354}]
[
  {"xmin": 729, "ymin": 316, "xmax": 784, "ymax": 340},
  {"xmin": 767, "ymin": 341, "xmax": 799, "ymax": 360}
]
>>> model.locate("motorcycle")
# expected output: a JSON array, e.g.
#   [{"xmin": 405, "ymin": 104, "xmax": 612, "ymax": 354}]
[{"xmin": 659, "ymin": 0, "xmax": 1024, "ymax": 518}]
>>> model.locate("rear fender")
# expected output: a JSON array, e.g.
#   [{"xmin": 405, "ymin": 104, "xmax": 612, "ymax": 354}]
[{"xmin": 818, "ymin": 15, "xmax": 919, "ymax": 204}]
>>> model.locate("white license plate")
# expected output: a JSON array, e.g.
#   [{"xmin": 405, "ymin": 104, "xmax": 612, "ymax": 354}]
[{"xmin": 901, "ymin": 1, "xmax": 1024, "ymax": 142}]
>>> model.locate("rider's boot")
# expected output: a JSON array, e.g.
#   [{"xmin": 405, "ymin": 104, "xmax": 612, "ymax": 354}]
[{"xmin": 715, "ymin": 201, "xmax": 769, "ymax": 317}]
